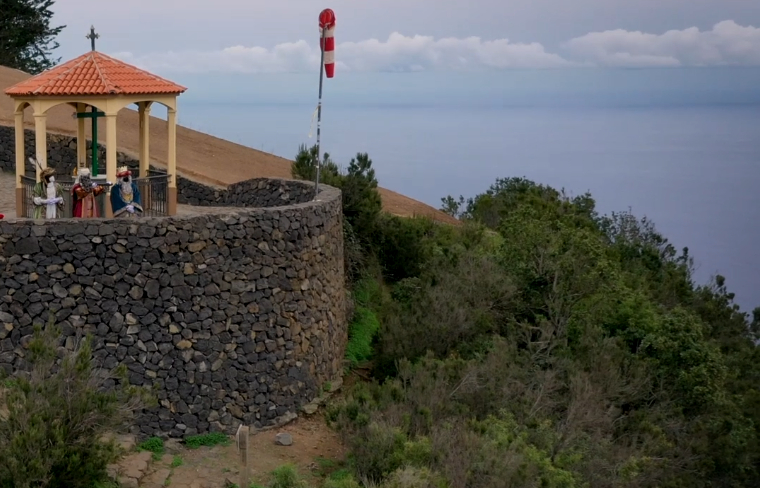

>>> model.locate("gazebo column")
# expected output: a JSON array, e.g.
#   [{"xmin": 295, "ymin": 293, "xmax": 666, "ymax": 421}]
[
  {"xmin": 14, "ymin": 110, "xmax": 25, "ymax": 218},
  {"xmin": 76, "ymin": 103, "xmax": 86, "ymax": 170},
  {"xmin": 167, "ymin": 107, "xmax": 177, "ymax": 216},
  {"xmin": 105, "ymin": 112, "xmax": 118, "ymax": 218},
  {"xmin": 139, "ymin": 102, "xmax": 151, "ymax": 177},
  {"xmin": 33, "ymin": 113, "xmax": 48, "ymax": 182}
]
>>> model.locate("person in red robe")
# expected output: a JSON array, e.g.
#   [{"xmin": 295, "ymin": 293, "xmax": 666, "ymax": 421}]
[{"xmin": 71, "ymin": 167, "xmax": 106, "ymax": 218}]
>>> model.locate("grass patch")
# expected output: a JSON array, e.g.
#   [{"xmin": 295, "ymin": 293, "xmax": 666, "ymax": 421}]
[
  {"xmin": 345, "ymin": 279, "xmax": 382, "ymax": 366},
  {"xmin": 270, "ymin": 464, "xmax": 309, "ymax": 488},
  {"xmin": 184, "ymin": 432, "xmax": 231, "ymax": 449},
  {"xmin": 137, "ymin": 437, "xmax": 164, "ymax": 461},
  {"xmin": 312, "ymin": 456, "xmax": 351, "ymax": 484},
  {"xmin": 328, "ymin": 469, "xmax": 352, "ymax": 481},
  {"xmin": 170, "ymin": 455, "xmax": 183, "ymax": 468}
]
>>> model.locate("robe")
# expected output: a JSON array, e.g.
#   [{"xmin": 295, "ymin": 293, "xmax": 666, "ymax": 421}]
[
  {"xmin": 110, "ymin": 182, "xmax": 144, "ymax": 218},
  {"xmin": 72, "ymin": 184, "xmax": 105, "ymax": 218},
  {"xmin": 32, "ymin": 181, "xmax": 64, "ymax": 219}
]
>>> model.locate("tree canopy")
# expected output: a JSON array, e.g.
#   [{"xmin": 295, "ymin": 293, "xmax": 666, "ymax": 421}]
[
  {"xmin": 304, "ymin": 161, "xmax": 760, "ymax": 488},
  {"xmin": 0, "ymin": 0, "xmax": 65, "ymax": 74}
]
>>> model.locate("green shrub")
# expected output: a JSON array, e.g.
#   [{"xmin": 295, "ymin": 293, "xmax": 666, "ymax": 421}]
[
  {"xmin": 322, "ymin": 475, "xmax": 361, "ymax": 488},
  {"xmin": 184, "ymin": 432, "xmax": 231, "ymax": 449},
  {"xmin": 268, "ymin": 463, "xmax": 308, "ymax": 488},
  {"xmin": 370, "ymin": 215, "xmax": 439, "ymax": 283},
  {"xmin": 345, "ymin": 278, "xmax": 385, "ymax": 366},
  {"xmin": 346, "ymin": 306, "xmax": 380, "ymax": 366},
  {"xmin": 381, "ymin": 467, "xmax": 448, "ymax": 488},
  {"xmin": 0, "ymin": 320, "xmax": 149, "ymax": 488},
  {"xmin": 137, "ymin": 436, "xmax": 165, "ymax": 460}
]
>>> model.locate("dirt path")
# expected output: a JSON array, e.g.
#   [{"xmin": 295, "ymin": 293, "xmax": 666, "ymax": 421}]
[{"xmin": 169, "ymin": 416, "xmax": 345, "ymax": 487}]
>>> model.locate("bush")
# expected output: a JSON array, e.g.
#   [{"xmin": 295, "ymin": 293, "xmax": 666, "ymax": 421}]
[
  {"xmin": 374, "ymin": 250, "xmax": 513, "ymax": 375},
  {"xmin": 0, "ymin": 320, "xmax": 149, "ymax": 488},
  {"xmin": 137, "ymin": 437, "xmax": 164, "ymax": 460},
  {"xmin": 381, "ymin": 467, "xmax": 448, "ymax": 488},
  {"xmin": 345, "ymin": 279, "xmax": 385, "ymax": 366},
  {"xmin": 184, "ymin": 432, "xmax": 231, "ymax": 449},
  {"xmin": 268, "ymin": 464, "xmax": 308, "ymax": 488},
  {"xmin": 369, "ymin": 215, "xmax": 439, "ymax": 283}
]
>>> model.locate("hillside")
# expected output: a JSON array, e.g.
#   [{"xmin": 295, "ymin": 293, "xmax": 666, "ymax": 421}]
[{"xmin": 0, "ymin": 65, "xmax": 457, "ymax": 224}]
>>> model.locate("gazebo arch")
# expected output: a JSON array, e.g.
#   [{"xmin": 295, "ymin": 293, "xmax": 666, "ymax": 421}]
[{"xmin": 4, "ymin": 48, "xmax": 186, "ymax": 217}]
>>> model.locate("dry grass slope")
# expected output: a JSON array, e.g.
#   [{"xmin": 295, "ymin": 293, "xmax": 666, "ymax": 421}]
[{"xmin": 0, "ymin": 65, "xmax": 458, "ymax": 224}]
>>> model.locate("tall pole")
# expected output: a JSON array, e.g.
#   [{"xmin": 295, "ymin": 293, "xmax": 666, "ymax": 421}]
[
  {"xmin": 91, "ymin": 106, "xmax": 99, "ymax": 176},
  {"xmin": 314, "ymin": 27, "xmax": 326, "ymax": 199}
]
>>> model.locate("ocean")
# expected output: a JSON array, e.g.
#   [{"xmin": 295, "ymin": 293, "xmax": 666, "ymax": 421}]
[{"xmin": 156, "ymin": 68, "xmax": 760, "ymax": 312}]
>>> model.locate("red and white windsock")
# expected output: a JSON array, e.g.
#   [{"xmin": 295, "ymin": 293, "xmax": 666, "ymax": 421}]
[{"xmin": 319, "ymin": 9, "xmax": 336, "ymax": 78}]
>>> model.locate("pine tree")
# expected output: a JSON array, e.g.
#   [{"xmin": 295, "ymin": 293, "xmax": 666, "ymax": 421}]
[{"xmin": 0, "ymin": 0, "xmax": 65, "ymax": 74}]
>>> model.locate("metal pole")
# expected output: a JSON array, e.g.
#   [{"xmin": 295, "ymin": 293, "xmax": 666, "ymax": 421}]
[
  {"xmin": 91, "ymin": 107, "xmax": 99, "ymax": 176},
  {"xmin": 314, "ymin": 27, "xmax": 326, "ymax": 199}
]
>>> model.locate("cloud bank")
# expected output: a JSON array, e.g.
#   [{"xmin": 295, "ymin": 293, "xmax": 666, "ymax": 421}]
[{"xmin": 112, "ymin": 21, "xmax": 760, "ymax": 73}]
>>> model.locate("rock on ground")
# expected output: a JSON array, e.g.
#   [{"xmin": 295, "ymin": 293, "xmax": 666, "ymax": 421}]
[{"xmin": 275, "ymin": 432, "xmax": 293, "ymax": 446}]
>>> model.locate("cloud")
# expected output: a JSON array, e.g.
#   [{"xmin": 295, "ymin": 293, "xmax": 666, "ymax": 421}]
[
  {"xmin": 111, "ymin": 21, "xmax": 760, "ymax": 74},
  {"xmin": 562, "ymin": 20, "xmax": 760, "ymax": 67},
  {"xmin": 112, "ymin": 32, "xmax": 572, "ymax": 73}
]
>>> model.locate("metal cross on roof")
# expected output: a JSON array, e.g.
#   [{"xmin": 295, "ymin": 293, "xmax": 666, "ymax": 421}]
[{"xmin": 86, "ymin": 25, "xmax": 100, "ymax": 51}]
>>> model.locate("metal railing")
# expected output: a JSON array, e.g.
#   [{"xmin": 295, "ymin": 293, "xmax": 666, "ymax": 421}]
[
  {"xmin": 20, "ymin": 175, "xmax": 82, "ymax": 219},
  {"xmin": 19, "ymin": 174, "xmax": 171, "ymax": 219},
  {"xmin": 135, "ymin": 174, "xmax": 170, "ymax": 217}
]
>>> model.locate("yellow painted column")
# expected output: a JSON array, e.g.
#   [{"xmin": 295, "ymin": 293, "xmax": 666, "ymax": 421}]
[
  {"xmin": 76, "ymin": 103, "xmax": 86, "ymax": 169},
  {"xmin": 167, "ymin": 107, "xmax": 177, "ymax": 216},
  {"xmin": 33, "ymin": 113, "xmax": 47, "ymax": 182},
  {"xmin": 14, "ymin": 110, "xmax": 25, "ymax": 217},
  {"xmin": 105, "ymin": 113, "xmax": 118, "ymax": 218},
  {"xmin": 139, "ymin": 102, "xmax": 151, "ymax": 178}
]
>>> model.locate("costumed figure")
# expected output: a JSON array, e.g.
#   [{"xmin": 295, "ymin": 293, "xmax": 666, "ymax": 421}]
[
  {"xmin": 31, "ymin": 158, "xmax": 64, "ymax": 219},
  {"xmin": 110, "ymin": 166, "xmax": 143, "ymax": 218},
  {"xmin": 71, "ymin": 167, "xmax": 105, "ymax": 218}
]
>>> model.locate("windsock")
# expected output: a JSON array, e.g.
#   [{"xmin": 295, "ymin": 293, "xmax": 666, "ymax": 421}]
[{"xmin": 319, "ymin": 9, "xmax": 336, "ymax": 78}]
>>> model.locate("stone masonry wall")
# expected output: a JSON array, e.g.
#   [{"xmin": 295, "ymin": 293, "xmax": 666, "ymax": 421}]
[{"xmin": 0, "ymin": 181, "xmax": 346, "ymax": 439}]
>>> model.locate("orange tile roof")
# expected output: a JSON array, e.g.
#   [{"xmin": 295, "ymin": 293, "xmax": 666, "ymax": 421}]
[{"xmin": 4, "ymin": 51, "xmax": 187, "ymax": 97}]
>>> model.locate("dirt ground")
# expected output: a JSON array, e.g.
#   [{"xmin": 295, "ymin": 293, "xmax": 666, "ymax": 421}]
[
  {"xmin": 0, "ymin": 66, "xmax": 458, "ymax": 225},
  {"xmin": 164, "ymin": 415, "xmax": 346, "ymax": 487}
]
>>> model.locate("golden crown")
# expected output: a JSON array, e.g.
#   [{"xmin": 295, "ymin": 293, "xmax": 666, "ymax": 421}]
[{"xmin": 116, "ymin": 166, "xmax": 132, "ymax": 177}]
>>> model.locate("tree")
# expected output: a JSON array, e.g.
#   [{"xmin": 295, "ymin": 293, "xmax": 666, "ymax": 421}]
[
  {"xmin": 0, "ymin": 319, "xmax": 150, "ymax": 487},
  {"xmin": 291, "ymin": 143, "xmax": 342, "ymax": 188},
  {"xmin": 0, "ymin": 0, "xmax": 65, "ymax": 74},
  {"xmin": 342, "ymin": 153, "xmax": 382, "ymax": 242}
]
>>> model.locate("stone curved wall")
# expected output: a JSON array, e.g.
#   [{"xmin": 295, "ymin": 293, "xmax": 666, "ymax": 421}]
[{"xmin": 0, "ymin": 181, "xmax": 346, "ymax": 438}]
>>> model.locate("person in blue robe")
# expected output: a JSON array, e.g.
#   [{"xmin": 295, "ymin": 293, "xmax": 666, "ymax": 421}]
[{"xmin": 110, "ymin": 166, "xmax": 144, "ymax": 218}]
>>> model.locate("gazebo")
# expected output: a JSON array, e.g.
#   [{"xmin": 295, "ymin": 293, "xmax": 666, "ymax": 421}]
[{"xmin": 4, "ymin": 30, "xmax": 186, "ymax": 218}]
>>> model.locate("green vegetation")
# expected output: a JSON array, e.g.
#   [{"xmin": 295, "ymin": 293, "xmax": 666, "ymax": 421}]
[
  {"xmin": 269, "ymin": 464, "xmax": 309, "ymax": 488},
  {"xmin": 0, "ymin": 0, "xmax": 66, "ymax": 74},
  {"xmin": 184, "ymin": 431, "xmax": 231, "ymax": 449},
  {"xmin": 137, "ymin": 437, "xmax": 165, "ymax": 461},
  {"xmin": 0, "ymin": 319, "xmax": 150, "ymax": 487},
  {"xmin": 294, "ymin": 151, "xmax": 760, "ymax": 488},
  {"xmin": 345, "ymin": 279, "xmax": 383, "ymax": 366},
  {"xmin": 170, "ymin": 455, "xmax": 183, "ymax": 468}
]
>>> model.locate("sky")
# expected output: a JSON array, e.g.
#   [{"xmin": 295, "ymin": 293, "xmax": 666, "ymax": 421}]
[{"xmin": 50, "ymin": 0, "xmax": 760, "ymax": 75}]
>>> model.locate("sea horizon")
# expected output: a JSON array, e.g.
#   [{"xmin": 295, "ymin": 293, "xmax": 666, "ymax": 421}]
[{"xmin": 146, "ymin": 68, "xmax": 759, "ymax": 312}]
